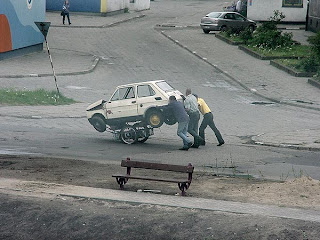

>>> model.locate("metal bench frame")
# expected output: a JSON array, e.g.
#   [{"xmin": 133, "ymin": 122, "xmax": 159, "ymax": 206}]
[{"xmin": 112, "ymin": 158, "xmax": 194, "ymax": 196}]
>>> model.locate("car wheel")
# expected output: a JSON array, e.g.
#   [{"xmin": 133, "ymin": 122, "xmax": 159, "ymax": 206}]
[
  {"xmin": 90, "ymin": 115, "xmax": 106, "ymax": 132},
  {"xmin": 203, "ymin": 29, "xmax": 210, "ymax": 34},
  {"xmin": 120, "ymin": 125, "xmax": 137, "ymax": 144},
  {"xmin": 220, "ymin": 26, "xmax": 228, "ymax": 32},
  {"xmin": 164, "ymin": 115, "xmax": 177, "ymax": 125},
  {"xmin": 146, "ymin": 110, "xmax": 164, "ymax": 128},
  {"xmin": 248, "ymin": 25, "xmax": 255, "ymax": 32},
  {"xmin": 133, "ymin": 123, "xmax": 150, "ymax": 143}
]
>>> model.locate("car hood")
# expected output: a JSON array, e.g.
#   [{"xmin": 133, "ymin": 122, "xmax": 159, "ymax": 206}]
[{"xmin": 86, "ymin": 99, "xmax": 106, "ymax": 111}]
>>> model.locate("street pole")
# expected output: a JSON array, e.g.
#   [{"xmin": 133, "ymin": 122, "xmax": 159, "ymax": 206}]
[
  {"xmin": 34, "ymin": 22, "xmax": 60, "ymax": 95},
  {"xmin": 44, "ymin": 35, "xmax": 60, "ymax": 95}
]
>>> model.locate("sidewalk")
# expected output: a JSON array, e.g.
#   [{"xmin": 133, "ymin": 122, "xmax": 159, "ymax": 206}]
[
  {"xmin": 0, "ymin": 11, "xmax": 319, "ymax": 152},
  {"xmin": 2, "ymin": 177, "xmax": 320, "ymax": 223}
]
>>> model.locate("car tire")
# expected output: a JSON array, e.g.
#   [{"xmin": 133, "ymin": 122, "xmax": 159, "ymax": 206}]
[
  {"xmin": 145, "ymin": 110, "xmax": 164, "ymax": 128},
  {"xmin": 220, "ymin": 26, "xmax": 228, "ymax": 32},
  {"xmin": 203, "ymin": 29, "xmax": 210, "ymax": 34},
  {"xmin": 90, "ymin": 115, "xmax": 106, "ymax": 132},
  {"xmin": 133, "ymin": 123, "xmax": 150, "ymax": 143},
  {"xmin": 164, "ymin": 115, "xmax": 177, "ymax": 125},
  {"xmin": 248, "ymin": 25, "xmax": 255, "ymax": 32},
  {"xmin": 120, "ymin": 125, "xmax": 137, "ymax": 144}
]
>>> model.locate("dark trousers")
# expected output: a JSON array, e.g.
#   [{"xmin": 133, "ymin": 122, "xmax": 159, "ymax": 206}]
[
  {"xmin": 199, "ymin": 112, "xmax": 224, "ymax": 144},
  {"xmin": 188, "ymin": 111, "xmax": 201, "ymax": 146},
  {"xmin": 63, "ymin": 13, "xmax": 71, "ymax": 24}
]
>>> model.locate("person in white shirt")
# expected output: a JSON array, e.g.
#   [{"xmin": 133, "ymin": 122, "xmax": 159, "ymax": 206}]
[
  {"xmin": 184, "ymin": 89, "xmax": 203, "ymax": 148},
  {"xmin": 236, "ymin": 0, "xmax": 242, "ymax": 13}
]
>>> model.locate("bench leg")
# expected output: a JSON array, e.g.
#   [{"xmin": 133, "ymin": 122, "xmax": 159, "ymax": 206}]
[
  {"xmin": 116, "ymin": 177, "xmax": 127, "ymax": 190},
  {"xmin": 178, "ymin": 182, "xmax": 190, "ymax": 196}
]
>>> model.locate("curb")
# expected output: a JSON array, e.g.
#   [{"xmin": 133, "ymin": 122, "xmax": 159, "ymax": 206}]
[
  {"xmin": 159, "ymin": 30, "xmax": 320, "ymax": 112},
  {"xmin": 0, "ymin": 56, "xmax": 100, "ymax": 79},
  {"xmin": 251, "ymin": 135, "xmax": 320, "ymax": 151},
  {"xmin": 215, "ymin": 33, "xmax": 244, "ymax": 45},
  {"xmin": 51, "ymin": 14, "xmax": 145, "ymax": 29},
  {"xmin": 2, "ymin": 178, "xmax": 320, "ymax": 223},
  {"xmin": 308, "ymin": 78, "xmax": 320, "ymax": 89},
  {"xmin": 270, "ymin": 60, "xmax": 316, "ymax": 77}
]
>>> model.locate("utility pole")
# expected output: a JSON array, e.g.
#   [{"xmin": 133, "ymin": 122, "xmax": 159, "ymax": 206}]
[{"xmin": 34, "ymin": 21, "xmax": 60, "ymax": 95}]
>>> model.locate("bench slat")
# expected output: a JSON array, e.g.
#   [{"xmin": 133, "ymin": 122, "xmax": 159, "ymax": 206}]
[
  {"xmin": 121, "ymin": 160, "xmax": 194, "ymax": 173},
  {"xmin": 112, "ymin": 174, "xmax": 191, "ymax": 184}
]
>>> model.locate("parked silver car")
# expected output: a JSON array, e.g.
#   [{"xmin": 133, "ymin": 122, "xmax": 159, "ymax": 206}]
[{"xmin": 200, "ymin": 12, "xmax": 256, "ymax": 34}]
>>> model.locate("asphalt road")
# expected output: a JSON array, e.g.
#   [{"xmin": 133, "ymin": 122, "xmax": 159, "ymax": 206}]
[{"xmin": 1, "ymin": 0, "xmax": 320, "ymax": 181}]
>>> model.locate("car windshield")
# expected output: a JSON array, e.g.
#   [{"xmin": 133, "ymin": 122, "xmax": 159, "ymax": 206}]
[
  {"xmin": 207, "ymin": 12, "xmax": 222, "ymax": 18},
  {"xmin": 156, "ymin": 81, "xmax": 174, "ymax": 92}
]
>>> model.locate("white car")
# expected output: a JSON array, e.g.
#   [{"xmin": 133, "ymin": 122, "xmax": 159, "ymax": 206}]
[{"xmin": 86, "ymin": 80, "xmax": 183, "ymax": 134}]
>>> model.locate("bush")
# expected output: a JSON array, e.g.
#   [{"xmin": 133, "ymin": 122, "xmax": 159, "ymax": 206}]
[
  {"xmin": 239, "ymin": 27, "xmax": 253, "ymax": 43},
  {"xmin": 300, "ymin": 55, "xmax": 320, "ymax": 72},
  {"xmin": 249, "ymin": 29, "xmax": 293, "ymax": 49},
  {"xmin": 308, "ymin": 32, "xmax": 320, "ymax": 61}
]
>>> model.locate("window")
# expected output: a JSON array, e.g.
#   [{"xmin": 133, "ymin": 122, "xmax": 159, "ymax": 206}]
[
  {"xmin": 137, "ymin": 85, "xmax": 156, "ymax": 98},
  {"xmin": 224, "ymin": 13, "xmax": 235, "ymax": 20},
  {"xmin": 111, "ymin": 87, "xmax": 135, "ymax": 101},
  {"xmin": 282, "ymin": 0, "xmax": 303, "ymax": 8},
  {"xmin": 156, "ymin": 81, "xmax": 174, "ymax": 92},
  {"xmin": 208, "ymin": 12, "xmax": 222, "ymax": 18},
  {"xmin": 234, "ymin": 14, "xmax": 245, "ymax": 21}
]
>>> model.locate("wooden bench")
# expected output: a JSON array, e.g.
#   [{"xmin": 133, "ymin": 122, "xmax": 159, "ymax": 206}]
[{"xmin": 112, "ymin": 158, "xmax": 194, "ymax": 196}]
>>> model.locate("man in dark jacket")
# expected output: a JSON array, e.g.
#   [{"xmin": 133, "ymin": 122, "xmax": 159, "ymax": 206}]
[{"xmin": 167, "ymin": 95, "xmax": 193, "ymax": 150}]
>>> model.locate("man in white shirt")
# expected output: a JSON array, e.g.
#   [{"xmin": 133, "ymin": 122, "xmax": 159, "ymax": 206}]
[
  {"xmin": 236, "ymin": 0, "xmax": 242, "ymax": 13},
  {"xmin": 184, "ymin": 89, "xmax": 203, "ymax": 148}
]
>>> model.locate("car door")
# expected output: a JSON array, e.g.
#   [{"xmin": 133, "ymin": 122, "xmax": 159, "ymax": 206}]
[
  {"xmin": 136, "ymin": 84, "xmax": 166, "ymax": 116},
  {"xmin": 223, "ymin": 13, "xmax": 236, "ymax": 29},
  {"xmin": 233, "ymin": 13, "xmax": 248, "ymax": 30},
  {"xmin": 105, "ymin": 86, "xmax": 138, "ymax": 120}
]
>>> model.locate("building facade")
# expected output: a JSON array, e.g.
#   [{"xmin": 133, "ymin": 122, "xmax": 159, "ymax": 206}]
[
  {"xmin": 247, "ymin": 0, "xmax": 308, "ymax": 22},
  {"xmin": 308, "ymin": 0, "xmax": 320, "ymax": 32},
  {"xmin": 0, "ymin": 0, "xmax": 45, "ymax": 60},
  {"xmin": 46, "ymin": 0, "xmax": 150, "ymax": 15}
]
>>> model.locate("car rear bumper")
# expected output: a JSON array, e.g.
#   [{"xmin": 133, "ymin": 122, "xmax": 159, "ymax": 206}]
[{"xmin": 200, "ymin": 23, "xmax": 220, "ymax": 31}]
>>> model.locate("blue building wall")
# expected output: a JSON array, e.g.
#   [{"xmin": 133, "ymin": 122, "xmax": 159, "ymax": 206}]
[
  {"xmin": 46, "ymin": 0, "xmax": 101, "ymax": 13},
  {"xmin": 0, "ymin": 0, "xmax": 45, "ymax": 53}
]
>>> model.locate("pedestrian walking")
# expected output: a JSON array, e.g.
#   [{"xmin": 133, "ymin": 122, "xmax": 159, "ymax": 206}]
[
  {"xmin": 166, "ymin": 95, "xmax": 193, "ymax": 150},
  {"xmin": 236, "ymin": 0, "xmax": 242, "ymax": 13},
  {"xmin": 194, "ymin": 94, "xmax": 224, "ymax": 146},
  {"xmin": 62, "ymin": 0, "xmax": 71, "ymax": 25},
  {"xmin": 184, "ymin": 89, "xmax": 203, "ymax": 148}
]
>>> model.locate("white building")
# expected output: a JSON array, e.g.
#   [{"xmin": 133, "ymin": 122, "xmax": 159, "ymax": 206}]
[{"xmin": 247, "ymin": 0, "xmax": 308, "ymax": 22}]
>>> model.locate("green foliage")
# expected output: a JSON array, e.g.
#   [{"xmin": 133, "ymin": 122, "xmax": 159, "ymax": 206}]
[
  {"xmin": 0, "ymin": 89, "xmax": 76, "ymax": 105},
  {"xmin": 305, "ymin": 32, "xmax": 320, "ymax": 75},
  {"xmin": 246, "ymin": 10, "xmax": 293, "ymax": 49},
  {"xmin": 300, "ymin": 55, "xmax": 319, "ymax": 72},
  {"xmin": 250, "ymin": 30, "xmax": 293, "ymax": 49},
  {"xmin": 239, "ymin": 27, "xmax": 253, "ymax": 43},
  {"xmin": 268, "ymin": 10, "xmax": 285, "ymax": 22},
  {"xmin": 308, "ymin": 32, "xmax": 320, "ymax": 60}
]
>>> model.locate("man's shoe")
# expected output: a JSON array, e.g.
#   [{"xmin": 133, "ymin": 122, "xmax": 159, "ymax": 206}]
[
  {"xmin": 191, "ymin": 144, "xmax": 199, "ymax": 148},
  {"xmin": 187, "ymin": 142, "xmax": 193, "ymax": 148},
  {"xmin": 217, "ymin": 141, "xmax": 225, "ymax": 146},
  {"xmin": 179, "ymin": 147, "xmax": 189, "ymax": 151}
]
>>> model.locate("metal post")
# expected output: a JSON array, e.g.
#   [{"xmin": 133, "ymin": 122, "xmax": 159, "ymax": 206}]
[{"xmin": 44, "ymin": 36, "xmax": 60, "ymax": 95}]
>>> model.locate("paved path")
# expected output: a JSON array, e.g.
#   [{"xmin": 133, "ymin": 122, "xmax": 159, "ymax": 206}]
[{"xmin": 1, "ymin": 177, "xmax": 320, "ymax": 223}]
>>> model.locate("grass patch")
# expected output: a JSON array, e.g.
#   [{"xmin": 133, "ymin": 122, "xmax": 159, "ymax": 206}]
[
  {"xmin": 275, "ymin": 58, "xmax": 306, "ymax": 72},
  {"xmin": 245, "ymin": 44, "xmax": 312, "ymax": 58},
  {"xmin": 0, "ymin": 89, "xmax": 76, "ymax": 106}
]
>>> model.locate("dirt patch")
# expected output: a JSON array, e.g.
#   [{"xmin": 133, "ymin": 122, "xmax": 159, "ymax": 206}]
[{"xmin": 1, "ymin": 155, "xmax": 320, "ymax": 210}]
